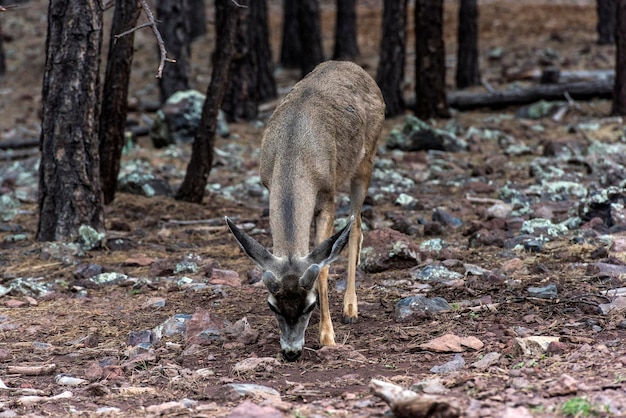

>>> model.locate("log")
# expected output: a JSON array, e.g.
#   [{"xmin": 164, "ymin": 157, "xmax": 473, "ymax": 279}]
[{"xmin": 446, "ymin": 80, "xmax": 613, "ymax": 110}]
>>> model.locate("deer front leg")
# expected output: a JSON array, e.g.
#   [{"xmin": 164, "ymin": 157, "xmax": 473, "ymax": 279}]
[
  {"xmin": 315, "ymin": 200, "xmax": 336, "ymax": 346},
  {"xmin": 343, "ymin": 213, "xmax": 361, "ymax": 323}
]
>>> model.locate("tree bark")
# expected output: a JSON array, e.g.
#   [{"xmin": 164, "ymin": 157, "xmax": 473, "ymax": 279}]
[
  {"xmin": 222, "ymin": 0, "xmax": 258, "ymax": 122},
  {"xmin": 99, "ymin": 0, "xmax": 140, "ymax": 205},
  {"xmin": 447, "ymin": 80, "xmax": 613, "ymax": 110},
  {"xmin": 456, "ymin": 0, "xmax": 480, "ymax": 89},
  {"xmin": 333, "ymin": 0, "xmax": 359, "ymax": 60},
  {"xmin": 298, "ymin": 0, "xmax": 324, "ymax": 76},
  {"xmin": 38, "ymin": 0, "xmax": 104, "ymax": 241},
  {"xmin": 376, "ymin": 0, "xmax": 407, "ymax": 117},
  {"xmin": 414, "ymin": 0, "xmax": 450, "ymax": 119},
  {"xmin": 0, "ymin": 20, "xmax": 5, "ymax": 76},
  {"xmin": 188, "ymin": 0, "xmax": 207, "ymax": 41},
  {"xmin": 254, "ymin": 0, "xmax": 277, "ymax": 103},
  {"xmin": 157, "ymin": 0, "xmax": 191, "ymax": 103},
  {"xmin": 279, "ymin": 0, "xmax": 301, "ymax": 68},
  {"xmin": 612, "ymin": 0, "xmax": 626, "ymax": 115},
  {"xmin": 597, "ymin": 0, "xmax": 617, "ymax": 45},
  {"xmin": 176, "ymin": 0, "xmax": 238, "ymax": 203}
]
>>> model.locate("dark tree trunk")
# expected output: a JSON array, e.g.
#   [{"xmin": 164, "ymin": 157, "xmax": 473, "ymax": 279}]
[
  {"xmin": 414, "ymin": 0, "xmax": 450, "ymax": 119},
  {"xmin": 597, "ymin": 0, "xmax": 617, "ymax": 45},
  {"xmin": 176, "ymin": 0, "xmax": 238, "ymax": 203},
  {"xmin": 376, "ymin": 0, "xmax": 407, "ymax": 117},
  {"xmin": 157, "ymin": 0, "xmax": 191, "ymax": 103},
  {"xmin": 188, "ymin": 0, "xmax": 207, "ymax": 41},
  {"xmin": 222, "ymin": 0, "xmax": 258, "ymax": 122},
  {"xmin": 99, "ymin": 0, "xmax": 140, "ymax": 205},
  {"xmin": 253, "ymin": 0, "xmax": 277, "ymax": 103},
  {"xmin": 38, "ymin": 0, "xmax": 104, "ymax": 241},
  {"xmin": 298, "ymin": 0, "xmax": 324, "ymax": 76},
  {"xmin": 333, "ymin": 0, "xmax": 359, "ymax": 60},
  {"xmin": 279, "ymin": 0, "xmax": 301, "ymax": 68},
  {"xmin": 456, "ymin": 0, "xmax": 480, "ymax": 89},
  {"xmin": 0, "ymin": 20, "xmax": 5, "ymax": 76},
  {"xmin": 612, "ymin": 0, "xmax": 626, "ymax": 115}
]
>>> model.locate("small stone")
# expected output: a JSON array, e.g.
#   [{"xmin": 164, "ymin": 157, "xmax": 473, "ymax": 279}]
[
  {"xmin": 471, "ymin": 352, "xmax": 501, "ymax": 370},
  {"xmin": 420, "ymin": 334, "xmax": 484, "ymax": 353},
  {"xmin": 394, "ymin": 296, "xmax": 451, "ymax": 321},
  {"xmin": 546, "ymin": 373, "xmax": 579, "ymax": 397},
  {"xmin": 226, "ymin": 400, "xmax": 283, "ymax": 418},
  {"xmin": 208, "ymin": 269, "xmax": 241, "ymax": 287},
  {"xmin": 514, "ymin": 336, "xmax": 560, "ymax": 357},
  {"xmin": 527, "ymin": 283, "xmax": 558, "ymax": 299},
  {"xmin": 430, "ymin": 353, "xmax": 465, "ymax": 373},
  {"xmin": 231, "ymin": 357, "xmax": 280, "ymax": 374}
]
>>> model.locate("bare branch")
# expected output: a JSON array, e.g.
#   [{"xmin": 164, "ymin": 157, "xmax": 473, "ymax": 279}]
[
  {"xmin": 229, "ymin": 0, "xmax": 248, "ymax": 8},
  {"xmin": 114, "ymin": 0, "xmax": 176, "ymax": 78}
]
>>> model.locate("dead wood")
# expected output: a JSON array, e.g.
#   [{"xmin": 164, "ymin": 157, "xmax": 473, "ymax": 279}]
[{"xmin": 370, "ymin": 379, "xmax": 461, "ymax": 418}]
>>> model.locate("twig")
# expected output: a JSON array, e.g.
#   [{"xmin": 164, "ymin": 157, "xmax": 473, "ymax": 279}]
[
  {"xmin": 114, "ymin": 0, "xmax": 176, "ymax": 78},
  {"xmin": 481, "ymin": 78, "xmax": 497, "ymax": 94},
  {"xmin": 465, "ymin": 194, "xmax": 505, "ymax": 205}
]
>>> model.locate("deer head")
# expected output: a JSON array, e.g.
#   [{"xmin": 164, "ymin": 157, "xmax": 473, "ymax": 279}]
[{"xmin": 225, "ymin": 217, "xmax": 353, "ymax": 361}]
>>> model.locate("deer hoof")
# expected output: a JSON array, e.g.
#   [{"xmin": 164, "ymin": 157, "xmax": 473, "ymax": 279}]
[
  {"xmin": 343, "ymin": 304, "xmax": 358, "ymax": 324},
  {"xmin": 343, "ymin": 314, "xmax": 358, "ymax": 324},
  {"xmin": 320, "ymin": 333, "xmax": 336, "ymax": 347}
]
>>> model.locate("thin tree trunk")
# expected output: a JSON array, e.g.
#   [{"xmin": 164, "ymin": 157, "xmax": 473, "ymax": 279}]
[
  {"xmin": 597, "ymin": 0, "xmax": 617, "ymax": 45},
  {"xmin": 414, "ymin": 0, "xmax": 450, "ymax": 119},
  {"xmin": 333, "ymin": 0, "xmax": 359, "ymax": 60},
  {"xmin": 612, "ymin": 0, "xmax": 626, "ymax": 115},
  {"xmin": 0, "ymin": 20, "xmax": 5, "ymax": 76},
  {"xmin": 280, "ymin": 0, "xmax": 300, "ymax": 68},
  {"xmin": 157, "ymin": 0, "xmax": 191, "ymax": 103},
  {"xmin": 254, "ymin": 0, "xmax": 277, "ymax": 103},
  {"xmin": 188, "ymin": 0, "xmax": 207, "ymax": 41},
  {"xmin": 99, "ymin": 0, "xmax": 140, "ymax": 205},
  {"xmin": 298, "ymin": 0, "xmax": 324, "ymax": 76},
  {"xmin": 456, "ymin": 0, "xmax": 480, "ymax": 89},
  {"xmin": 376, "ymin": 0, "xmax": 407, "ymax": 117},
  {"xmin": 38, "ymin": 0, "xmax": 104, "ymax": 241},
  {"xmin": 176, "ymin": 0, "xmax": 239, "ymax": 203}
]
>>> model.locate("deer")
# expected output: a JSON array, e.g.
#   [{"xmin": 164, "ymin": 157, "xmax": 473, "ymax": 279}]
[{"xmin": 225, "ymin": 60, "xmax": 385, "ymax": 361}]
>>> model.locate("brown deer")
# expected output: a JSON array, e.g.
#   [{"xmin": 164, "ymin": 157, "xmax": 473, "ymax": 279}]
[{"xmin": 225, "ymin": 60, "xmax": 385, "ymax": 361}]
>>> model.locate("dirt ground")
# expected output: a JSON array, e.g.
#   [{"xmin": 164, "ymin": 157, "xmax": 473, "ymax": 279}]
[{"xmin": 2, "ymin": 0, "xmax": 626, "ymax": 417}]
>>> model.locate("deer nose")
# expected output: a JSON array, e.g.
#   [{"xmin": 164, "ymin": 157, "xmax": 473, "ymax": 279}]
[{"xmin": 282, "ymin": 350, "xmax": 302, "ymax": 362}]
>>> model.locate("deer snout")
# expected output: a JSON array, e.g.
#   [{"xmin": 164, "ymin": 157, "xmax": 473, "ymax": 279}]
[{"xmin": 282, "ymin": 349, "xmax": 302, "ymax": 362}]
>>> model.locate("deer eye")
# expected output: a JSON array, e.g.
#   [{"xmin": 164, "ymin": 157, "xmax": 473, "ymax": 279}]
[
  {"xmin": 303, "ymin": 303, "xmax": 316, "ymax": 314},
  {"xmin": 267, "ymin": 301, "xmax": 281, "ymax": 315}
]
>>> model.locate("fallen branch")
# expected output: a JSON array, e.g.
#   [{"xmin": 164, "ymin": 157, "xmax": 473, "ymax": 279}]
[
  {"xmin": 370, "ymin": 379, "xmax": 460, "ymax": 418},
  {"xmin": 6, "ymin": 364, "xmax": 57, "ymax": 375},
  {"xmin": 446, "ymin": 80, "xmax": 613, "ymax": 110}
]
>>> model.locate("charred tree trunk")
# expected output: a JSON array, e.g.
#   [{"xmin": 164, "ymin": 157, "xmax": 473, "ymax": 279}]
[
  {"xmin": 597, "ymin": 0, "xmax": 617, "ymax": 45},
  {"xmin": 414, "ymin": 0, "xmax": 450, "ymax": 119},
  {"xmin": 0, "ymin": 20, "xmax": 5, "ymax": 76},
  {"xmin": 333, "ymin": 0, "xmax": 359, "ymax": 60},
  {"xmin": 298, "ymin": 0, "xmax": 324, "ymax": 76},
  {"xmin": 222, "ymin": 0, "xmax": 258, "ymax": 122},
  {"xmin": 38, "ymin": 0, "xmax": 104, "ymax": 241},
  {"xmin": 188, "ymin": 0, "xmax": 207, "ymax": 41},
  {"xmin": 376, "ymin": 0, "xmax": 407, "ymax": 117},
  {"xmin": 253, "ymin": 0, "xmax": 277, "ymax": 102},
  {"xmin": 612, "ymin": 0, "xmax": 626, "ymax": 115},
  {"xmin": 456, "ymin": 0, "xmax": 480, "ymax": 89},
  {"xmin": 99, "ymin": 0, "xmax": 140, "ymax": 205},
  {"xmin": 280, "ymin": 0, "xmax": 301, "ymax": 68},
  {"xmin": 176, "ymin": 0, "xmax": 238, "ymax": 203},
  {"xmin": 157, "ymin": 0, "xmax": 191, "ymax": 102}
]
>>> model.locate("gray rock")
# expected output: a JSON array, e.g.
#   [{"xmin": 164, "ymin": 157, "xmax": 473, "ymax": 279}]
[
  {"xmin": 430, "ymin": 353, "xmax": 465, "ymax": 374},
  {"xmin": 527, "ymin": 283, "xmax": 558, "ymax": 299},
  {"xmin": 360, "ymin": 229, "xmax": 421, "ymax": 273},
  {"xmin": 153, "ymin": 313, "xmax": 192, "ymax": 339},
  {"xmin": 411, "ymin": 265, "xmax": 463, "ymax": 284},
  {"xmin": 0, "ymin": 194, "xmax": 20, "ymax": 221},
  {"xmin": 117, "ymin": 171, "xmax": 173, "ymax": 198},
  {"xmin": 395, "ymin": 295, "xmax": 451, "ymax": 321},
  {"xmin": 386, "ymin": 115, "xmax": 467, "ymax": 152},
  {"xmin": 78, "ymin": 225, "xmax": 105, "ymax": 251}
]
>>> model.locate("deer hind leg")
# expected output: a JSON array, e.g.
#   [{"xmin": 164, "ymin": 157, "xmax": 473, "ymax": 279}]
[
  {"xmin": 343, "ymin": 164, "xmax": 372, "ymax": 324},
  {"xmin": 315, "ymin": 196, "xmax": 336, "ymax": 346}
]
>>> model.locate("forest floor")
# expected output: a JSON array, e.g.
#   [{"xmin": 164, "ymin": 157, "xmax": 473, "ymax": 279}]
[{"xmin": 2, "ymin": 0, "xmax": 626, "ymax": 417}]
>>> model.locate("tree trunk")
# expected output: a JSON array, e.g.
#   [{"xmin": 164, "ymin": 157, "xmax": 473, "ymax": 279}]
[
  {"xmin": 414, "ymin": 0, "xmax": 450, "ymax": 119},
  {"xmin": 157, "ymin": 0, "xmax": 191, "ymax": 103},
  {"xmin": 188, "ymin": 0, "xmax": 207, "ymax": 41},
  {"xmin": 176, "ymin": 0, "xmax": 239, "ymax": 203},
  {"xmin": 280, "ymin": 0, "xmax": 301, "ymax": 69},
  {"xmin": 38, "ymin": 0, "xmax": 104, "ymax": 242},
  {"xmin": 99, "ymin": 0, "xmax": 140, "ymax": 205},
  {"xmin": 376, "ymin": 0, "xmax": 407, "ymax": 117},
  {"xmin": 612, "ymin": 0, "xmax": 626, "ymax": 115},
  {"xmin": 333, "ymin": 0, "xmax": 359, "ymax": 60},
  {"xmin": 456, "ymin": 0, "xmax": 480, "ymax": 89},
  {"xmin": 254, "ymin": 0, "xmax": 277, "ymax": 103},
  {"xmin": 298, "ymin": 0, "xmax": 324, "ymax": 76},
  {"xmin": 222, "ymin": 0, "xmax": 258, "ymax": 122},
  {"xmin": 597, "ymin": 0, "xmax": 617, "ymax": 45},
  {"xmin": 0, "ymin": 20, "xmax": 5, "ymax": 76}
]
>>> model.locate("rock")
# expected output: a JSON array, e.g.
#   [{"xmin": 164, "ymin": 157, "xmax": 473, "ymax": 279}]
[
  {"xmin": 432, "ymin": 207, "xmax": 463, "ymax": 228},
  {"xmin": 579, "ymin": 186, "xmax": 626, "ymax": 227},
  {"xmin": 208, "ymin": 269, "xmax": 242, "ymax": 287},
  {"xmin": 420, "ymin": 334, "xmax": 484, "ymax": 353},
  {"xmin": 386, "ymin": 115, "xmax": 467, "ymax": 152},
  {"xmin": 141, "ymin": 297, "xmax": 166, "ymax": 310},
  {"xmin": 78, "ymin": 225, "xmax": 105, "ymax": 251},
  {"xmin": 360, "ymin": 229, "xmax": 421, "ymax": 273},
  {"xmin": 514, "ymin": 336, "xmax": 561, "ymax": 357},
  {"xmin": 370, "ymin": 379, "xmax": 460, "ymax": 418},
  {"xmin": 598, "ymin": 296, "xmax": 626, "ymax": 315},
  {"xmin": 520, "ymin": 218, "xmax": 568, "ymax": 238},
  {"xmin": 395, "ymin": 296, "xmax": 451, "ymax": 321},
  {"xmin": 223, "ymin": 317, "xmax": 259, "ymax": 345},
  {"xmin": 501, "ymin": 406, "xmax": 534, "ymax": 418},
  {"xmin": 0, "ymin": 194, "xmax": 20, "ymax": 221},
  {"xmin": 226, "ymin": 400, "xmax": 284, "ymax": 418},
  {"xmin": 586, "ymin": 262, "xmax": 626, "ymax": 279},
  {"xmin": 316, "ymin": 345, "xmax": 368, "ymax": 362},
  {"xmin": 411, "ymin": 265, "xmax": 464, "ymax": 284},
  {"xmin": 153, "ymin": 313, "xmax": 192, "ymax": 339},
  {"xmin": 231, "ymin": 357, "xmax": 280, "ymax": 375},
  {"xmin": 86, "ymin": 272, "xmax": 128, "ymax": 288},
  {"xmin": 54, "ymin": 375, "xmax": 87, "ymax": 386},
  {"xmin": 527, "ymin": 283, "xmax": 558, "ymax": 299},
  {"xmin": 410, "ymin": 377, "xmax": 449, "ymax": 394},
  {"xmin": 430, "ymin": 353, "xmax": 465, "ymax": 374},
  {"xmin": 217, "ymin": 383, "xmax": 281, "ymax": 402},
  {"xmin": 74, "ymin": 264, "xmax": 103, "ymax": 280},
  {"xmin": 184, "ymin": 308, "xmax": 228, "ymax": 346},
  {"xmin": 546, "ymin": 373, "xmax": 579, "ymax": 397},
  {"xmin": 471, "ymin": 352, "xmax": 501, "ymax": 370},
  {"xmin": 486, "ymin": 202, "xmax": 514, "ymax": 219},
  {"xmin": 117, "ymin": 172, "xmax": 173, "ymax": 198}
]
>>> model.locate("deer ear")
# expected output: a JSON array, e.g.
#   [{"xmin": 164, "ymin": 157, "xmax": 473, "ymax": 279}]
[
  {"xmin": 262, "ymin": 271, "xmax": 282, "ymax": 294},
  {"xmin": 225, "ymin": 217, "xmax": 276, "ymax": 269},
  {"xmin": 307, "ymin": 217, "xmax": 354, "ymax": 267}
]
